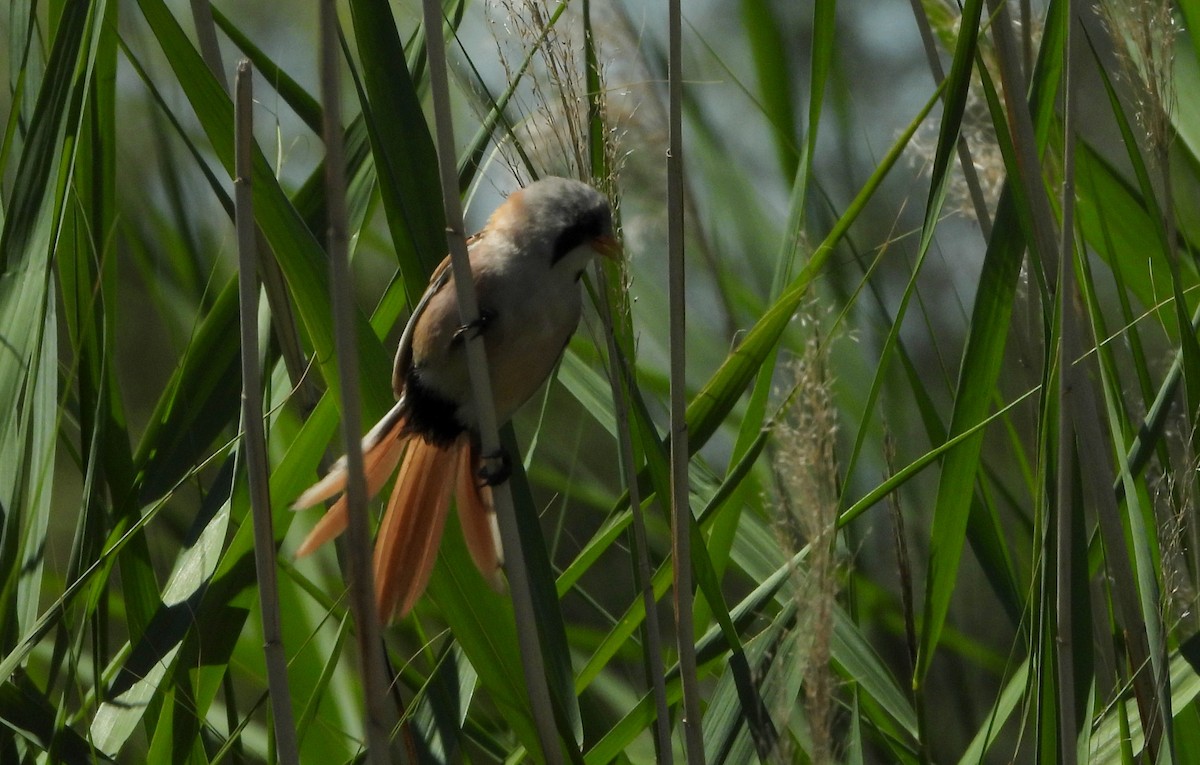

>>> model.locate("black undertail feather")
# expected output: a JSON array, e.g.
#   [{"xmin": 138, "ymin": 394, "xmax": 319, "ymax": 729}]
[{"xmin": 402, "ymin": 370, "xmax": 466, "ymax": 447}]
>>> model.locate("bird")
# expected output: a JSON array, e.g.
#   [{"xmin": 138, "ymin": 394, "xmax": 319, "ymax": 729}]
[{"xmin": 291, "ymin": 177, "xmax": 620, "ymax": 621}]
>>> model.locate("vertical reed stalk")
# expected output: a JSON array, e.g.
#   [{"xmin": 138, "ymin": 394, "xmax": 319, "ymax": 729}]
[
  {"xmin": 418, "ymin": 0, "xmax": 563, "ymax": 760},
  {"xmin": 1054, "ymin": 7, "xmax": 1079, "ymax": 762},
  {"xmin": 599, "ymin": 289, "xmax": 674, "ymax": 762},
  {"xmin": 234, "ymin": 59, "xmax": 300, "ymax": 765},
  {"xmin": 317, "ymin": 4, "xmax": 396, "ymax": 762},
  {"xmin": 666, "ymin": 0, "xmax": 705, "ymax": 760},
  {"xmin": 192, "ymin": 0, "xmax": 313, "ymax": 403}
]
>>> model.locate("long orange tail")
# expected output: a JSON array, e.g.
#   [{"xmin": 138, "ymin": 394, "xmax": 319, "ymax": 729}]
[
  {"xmin": 455, "ymin": 440, "xmax": 505, "ymax": 593},
  {"xmin": 293, "ymin": 401, "xmax": 409, "ymax": 557},
  {"xmin": 374, "ymin": 435, "xmax": 509, "ymax": 620},
  {"xmin": 293, "ymin": 406, "xmax": 506, "ymax": 621},
  {"xmin": 372, "ymin": 436, "xmax": 460, "ymax": 620}
]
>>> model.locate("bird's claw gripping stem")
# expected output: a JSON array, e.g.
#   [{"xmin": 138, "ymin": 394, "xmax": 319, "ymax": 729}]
[
  {"xmin": 454, "ymin": 308, "xmax": 496, "ymax": 343},
  {"xmin": 478, "ymin": 449, "xmax": 511, "ymax": 487}
]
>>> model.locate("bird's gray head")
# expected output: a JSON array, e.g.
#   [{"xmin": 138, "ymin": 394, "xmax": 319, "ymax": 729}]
[{"xmin": 512, "ymin": 177, "xmax": 617, "ymax": 271}]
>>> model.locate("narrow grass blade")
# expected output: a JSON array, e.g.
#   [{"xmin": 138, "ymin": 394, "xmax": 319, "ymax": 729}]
[
  {"xmin": 913, "ymin": 187, "xmax": 1027, "ymax": 684},
  {"xmin": 504, "ymin": 428, "xmax": 584, "ymax": 748},
  {"xmin": 134, "ymin": 0, "xmax": 393, "ymax": 410},
  {"xmin": 89, "ymin": 464, "xmax": 233, "ymax": 754},
  {"xmin": 347, "ymin": 0, "xmax": 446, "ymax": 287},
  {"xmin": 914, "ymin": 0, "xmax": 1069, "ymax": 681},
  {"xmin": 843, "ymin": 0, "xmax": 983, "ymax": 490},
  {"xmin": 0, "ymin": 0, "xmax": 118, "ymax": 657},
  {"xmin": 740, "ymin": 0, "xmax": 800, "ymax": 179},
  {"xmin": 683, "ymin": 87, "xmax": 940, "ymax": 454},
  {"xmin": 210, "ymin": 6, "xmax": 323, "ymax": 133},
  {"xmin": 0, "ymin": 676, "xmax": 111, "ymax": 762},
  {"xmin": 424, "ymin": 518, "xmax": 543, "ymax": 758}
]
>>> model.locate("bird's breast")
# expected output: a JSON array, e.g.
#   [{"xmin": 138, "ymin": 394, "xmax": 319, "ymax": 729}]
[
  {"xmin": 478, "ymin": 274, "xmax": 582, "ymax": 424},
  {"xmin": 408, "ymin": 267, "xmax": 583, "ymax": 435}
]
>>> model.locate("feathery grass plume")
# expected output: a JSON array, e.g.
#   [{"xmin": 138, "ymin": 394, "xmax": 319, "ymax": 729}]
[
  {"xmin": 1151, "ymin": 433, "xmax": 1200, "ymax": 634},
  {"xmin": 478, "ymin": 0, "xmax": 635, "ymax": 333},
  {"xmin": 906, "ymin": 0, "xmax": 1042, "ymax": 221},
  {"xmin": 908, "ymin": 92, "xmax": 1005, "ymax": 220},
  {"xmin": 1095, "ymin": 0, "xmax": 1178, "ymax": 159},
  {"xmin": 1099, "ymin": 0, "xmax": 1191, "ymax": 685},
  {"xmin": 483, "ymin": 0, "xmax": 596, "ymax": 181},
  {"xmin": 479, "ymin": 0, "xmax": 647, "ymax": 196},
  {"xmin": 772, "ymin": 314, "xmax": 842, "ymax": 765}
]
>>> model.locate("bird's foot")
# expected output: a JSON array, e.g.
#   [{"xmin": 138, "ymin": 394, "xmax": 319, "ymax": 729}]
[
  {"xmin": 454, "ymin": 308, "xmax": 497, "ymax": 343},
  {"xmin": 478, "ymin": 449, "xmax": 511, "ymax": 487}
]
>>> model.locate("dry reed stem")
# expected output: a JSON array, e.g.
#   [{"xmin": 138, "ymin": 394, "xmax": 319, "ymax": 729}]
[
  {"xmin": 421, "ymin": 0, "xmax": 564, "ymax": 760},
  {"xmin": 234, "ymin": 60, "xmax": 300, "ymax": 765},
  {"xmin": 317, "ymin": 3, "xmax": 396, "ymax": 761}
]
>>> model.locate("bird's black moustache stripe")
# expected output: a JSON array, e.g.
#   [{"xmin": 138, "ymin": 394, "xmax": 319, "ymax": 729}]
[
  {"xmin": 551, "ymin": 209, "xmax": 608, "ymax": 265},
  {"xmin": 402, "ymin": 371, "xmax": 466, "ymax": 446}
]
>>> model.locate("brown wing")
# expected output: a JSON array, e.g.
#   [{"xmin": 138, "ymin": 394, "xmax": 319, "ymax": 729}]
[{"xmin": 391, "ymin": 232, "xmax": 486, "ymax": 398}]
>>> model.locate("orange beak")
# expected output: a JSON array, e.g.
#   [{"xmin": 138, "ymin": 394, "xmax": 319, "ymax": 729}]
[{"xmin": 592, "ymin": 234, "xmax": 623, "ymax": 261}]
